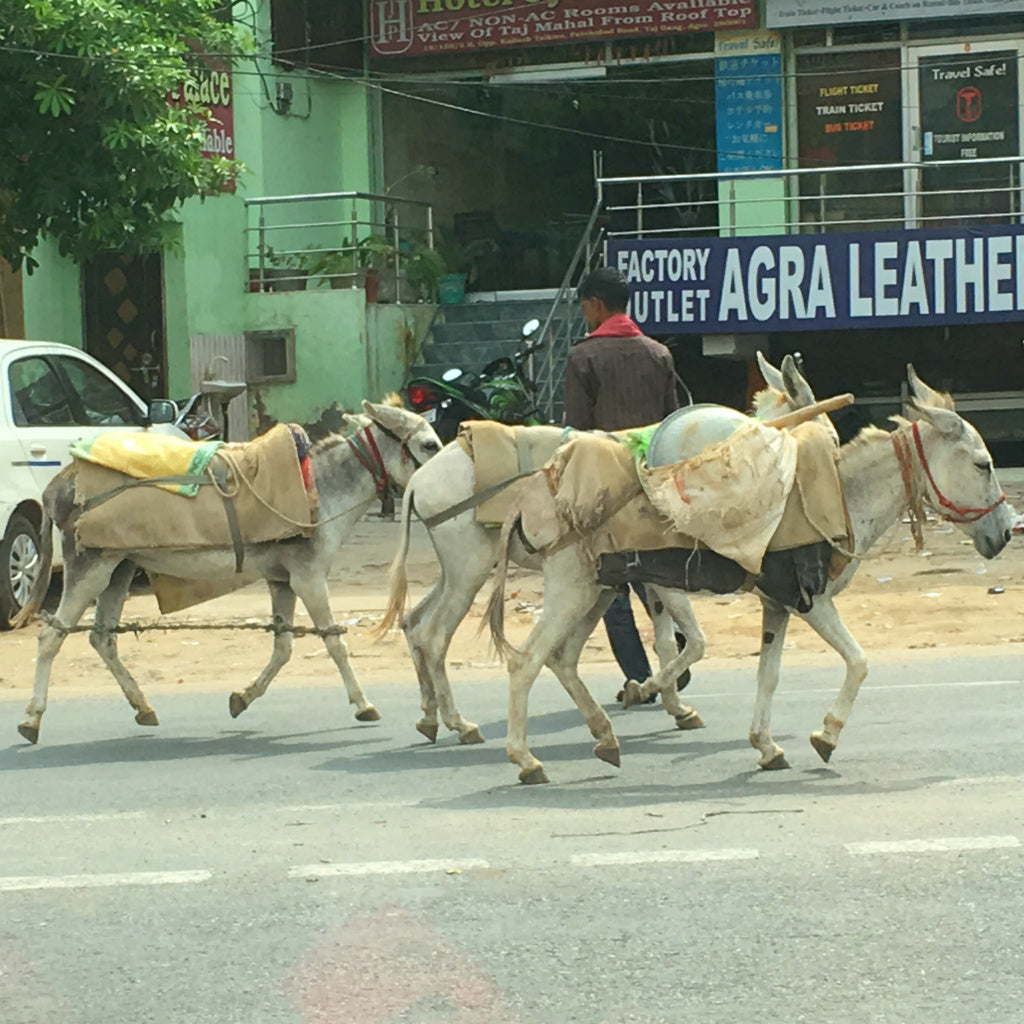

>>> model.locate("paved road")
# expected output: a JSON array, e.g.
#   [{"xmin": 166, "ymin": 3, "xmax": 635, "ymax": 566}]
[{"xmin": 2, "ymin": 651, "xmax": 1023, "ymax": 1024}]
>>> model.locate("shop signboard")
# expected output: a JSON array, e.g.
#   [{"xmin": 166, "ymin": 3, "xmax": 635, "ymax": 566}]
[
  {"xmin": 796, "ymin": 51, "xmax": 901, "ymax": 166},
  {"xmin": 369, "ymin": 0, "xmax": 757, "ymax": 57},
  {"xmin": 919, "ymin": 51, "xmax": 1019, "ymax": 162},
  {"xmin": 168, "ymin": 54, "xmax": 235, "ymax": 188},
  {"xmin": 714, "ymin": 31, "xmax": 782, "ymax": 173},
  {"xmin": 767, "ymin": 0, "xmax": 1020, "ymax": 29},
  {"xmin": 608, "ymin": 225, "xmax": 1024, "ymax": 333}
]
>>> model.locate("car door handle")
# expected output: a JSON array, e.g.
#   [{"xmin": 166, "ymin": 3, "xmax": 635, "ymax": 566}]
[{"xmin": 29, "ymin": 444, "xmax": 47, "ymax": 456}]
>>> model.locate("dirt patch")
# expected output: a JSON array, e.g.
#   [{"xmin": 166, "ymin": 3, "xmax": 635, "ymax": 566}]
[{"xmin": 3, "ymin": 481, "xmax": 1023, "ymax": 701}]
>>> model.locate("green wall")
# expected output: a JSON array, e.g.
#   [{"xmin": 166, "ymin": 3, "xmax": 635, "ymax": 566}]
[{"xmin": 21, "ymin": 54, "xmax": 388, "ymax": 428}]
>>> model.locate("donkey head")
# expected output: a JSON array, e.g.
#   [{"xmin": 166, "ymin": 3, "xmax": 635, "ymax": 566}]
[
  {"xmin": 361, "ymin": 399, "xmax": 443, "ymax": 487},
  {"xmin": 902, "ymin": 365, "xmax": 1013, "ymax": 559}
]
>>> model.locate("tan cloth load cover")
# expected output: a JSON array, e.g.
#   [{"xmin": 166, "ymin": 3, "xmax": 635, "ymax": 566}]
[
  {"xmin": 73, "ymin": 422, "xmax": 318, "ymax": 552},
  {"xmin": 515, "ymin": 422, "xmax": 850, "ymax": 577},
  {"xmin": 640, "ymin": 420, "xmax": 797, "ymax": 574},
  {"xmin": 145, "ymin": 573, "xmax": 255, "ymax": 616},
  {"xmin": 456, "ymin": 421, "xmax": 571, "ymax": 524}
]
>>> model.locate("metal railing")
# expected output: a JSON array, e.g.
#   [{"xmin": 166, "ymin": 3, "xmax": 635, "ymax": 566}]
[
  {"xmin": 243, "ymin": 191, "xmax": 435, "ymax": 297},
  {"xmin": 535, "ymin": 196, "xmax": 606, "ymax": 424},
  {"xmin": 597, "ymin": 154, "xmax": 1023, "ymax": 238}
]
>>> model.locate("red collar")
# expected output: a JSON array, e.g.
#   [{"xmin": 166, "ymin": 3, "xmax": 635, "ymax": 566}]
[{"xmin": 585, "ymin": 313, "xmax": 644, "ymax": 339}]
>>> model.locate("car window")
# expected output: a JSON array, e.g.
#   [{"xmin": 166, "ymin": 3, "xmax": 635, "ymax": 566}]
[
  {"xmin": 57, "ymin": 355, "xmax": 144, "ymax": 427},
  {"xmin": 8, "ymin": 357, "xmax": 76, "ymax": 426}
]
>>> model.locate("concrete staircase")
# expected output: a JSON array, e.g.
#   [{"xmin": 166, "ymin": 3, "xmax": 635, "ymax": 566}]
[{"xmin": 408, "ymin": 294, "xmax": 575, "ymax": 412}]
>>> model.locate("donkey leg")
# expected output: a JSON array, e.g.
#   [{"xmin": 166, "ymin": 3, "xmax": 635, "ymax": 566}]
[
  {"xmin": 229, "ymin": 581, "xmax": 297, "ymax": 718},
  {"xmin": 546, "ymin": 591, "xmax": 620, "ymax": 768},
  {"xmin": 800, "ymin": 596, "xmax": 868, "ymax": 763},
  {"xmin": 642, "ymin": 589, "xmax": 707, "ymax": 729},
  {"xmin": 297, "ymin": 578, "xmax": 380, "ymax": 722},
  {"xmin": 404, "ymin": 540, "xmax": 492, "ymax": 744},
  {"xmin": 88, "ymin": 562, "xmax": 159, "ymax": 727},
  {"xmin": 506, "ymin": 561, "xmax": 596, "ymax": 784},
  {"xmin": 19, "ymin": 554, "xmax": 121, "ymax": 744},
  {"xmin": 749, "ymin": 598, "xmax": 791, "ymax": 770}
]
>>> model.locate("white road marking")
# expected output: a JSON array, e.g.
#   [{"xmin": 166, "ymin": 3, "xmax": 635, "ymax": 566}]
[
  {"xmin": 0, "ymin": 811, "xmax": 146, "ymax": 827},
  {"xmin": 0, "ymin": 870, "xmax": 212, "ymax": 892},
  {"xmin": 846, "ymin": 835, "xmax": 1020, "ymax": 856},
  {"xmin": 288, "ymin": 858, "xmax": 490, "ymax": 878},
  {"xmin": 693, "ymin": 678, "xmax": 1023, "ymax": 700},
  {"xmin": 571, "ymin": 848, "xmax": 759, "ymax": 867}
]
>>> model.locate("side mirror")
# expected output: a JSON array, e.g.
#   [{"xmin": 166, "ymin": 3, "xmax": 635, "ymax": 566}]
[
  {"xmin": 147, "ymin": 398, "xmax": 177, "ymax": 424},
  {"xmin": 522, "ymin": 318, "xmax": 541, "ymax": 338}
]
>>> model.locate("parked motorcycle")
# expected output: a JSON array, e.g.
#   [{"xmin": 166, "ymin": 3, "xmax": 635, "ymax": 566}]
[
  {"xmin": 171, "ymin": 392, "xmax": 222, "ymax": 441},
  {"xmin": 403, "ymin": 317, "xmax": 547, "ymax": 443}
]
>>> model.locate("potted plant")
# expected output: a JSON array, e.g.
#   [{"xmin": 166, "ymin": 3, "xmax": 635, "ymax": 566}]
[
  {"xmin": 404, "ymin": 243, "xmax": 447, "ymax": 302},
  {"xmin": 262, "ymin": 246, "xmax": 309, "ymax": 292},
  {"xmin": 434, "ymin": 228, "xmax": 498, "ymax": 303},
  {"xmin": 303, "ymin": 244, "xmax": 361, "ymax": 289}
]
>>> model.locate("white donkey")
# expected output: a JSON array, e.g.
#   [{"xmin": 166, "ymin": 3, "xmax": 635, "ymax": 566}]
[
  {"xmin": 486, "ymin": 368, "xmax": 1015, "ymax": 783},
  {"xmin": 16, "ymin": 401, "xmax": 443, "ymax": 744},
  {"xmin": 378, "ymin": 353, "xmax": 824, "ymax": 746}
]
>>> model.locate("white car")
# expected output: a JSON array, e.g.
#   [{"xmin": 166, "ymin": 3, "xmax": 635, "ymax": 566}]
[{"xmin": 0, "ymin": 339, "xmax": 186, "ymax": 627}]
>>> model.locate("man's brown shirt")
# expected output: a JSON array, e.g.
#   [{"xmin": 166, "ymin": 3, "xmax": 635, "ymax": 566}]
[{"xmin": 562, "ymin": 332, "xmax": 678, "ymax": 431}]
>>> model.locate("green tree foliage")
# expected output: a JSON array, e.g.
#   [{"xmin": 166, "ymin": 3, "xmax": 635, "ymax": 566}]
[{"xmin": 0, "ymin": 0, "xmax": 248, "ymax": 271}]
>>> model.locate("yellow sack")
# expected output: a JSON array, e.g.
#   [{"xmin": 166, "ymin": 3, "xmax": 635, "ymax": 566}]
[{"xmin": 69, "ymin": 432, "xmax": 223, "ymax": 496}]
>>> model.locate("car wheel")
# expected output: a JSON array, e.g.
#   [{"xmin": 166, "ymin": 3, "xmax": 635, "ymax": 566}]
[{"xmin": 0, "ymin": 513, "xmax": 42, "ymax": 629}]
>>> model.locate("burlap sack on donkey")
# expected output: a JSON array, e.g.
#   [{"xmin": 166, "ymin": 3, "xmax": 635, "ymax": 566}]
[{"xmin": 73, "ymin": 422, "xmax": 317, "ymax": 551}]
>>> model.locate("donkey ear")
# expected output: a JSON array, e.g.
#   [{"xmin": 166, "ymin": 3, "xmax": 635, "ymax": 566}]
[
  {"xmin": 781, "ymin": 354, "xmax": 815, "ymax": 407},
  {"xmin": 756, "ymin": 351, "xmax": 784, "ymax": 392},
  {"xmin": 906, "ymin": 397, "xmax": 965, "ymax": 440},
  {"xmin": 906, "ymin": 364, "xmax": 951, "ymax": 409},
  {"xmin": 362, "ymin": 399, "xmax": 412, "ymax": 436}
]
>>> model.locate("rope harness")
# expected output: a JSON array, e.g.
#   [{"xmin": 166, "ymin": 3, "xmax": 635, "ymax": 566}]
[
  {"xmin": 39, "ymin": 610, "xmax": 347, "ymax": 639},
  {"xmin": 890, "ymin": 419, "xmax": 1006, "ymax": 551}
]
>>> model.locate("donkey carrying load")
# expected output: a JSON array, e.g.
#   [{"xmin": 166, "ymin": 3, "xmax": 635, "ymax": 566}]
[
  {"xmin": 485, "ymin": 367, "xmax": 1015, "ymax": 784},
  {"xmin": 377, "ymin": 353, "xmax": 826, "ymax": 747},
  {"xmin": 15, "ymin": 401, "xmax": 442, "ymax": 744}
]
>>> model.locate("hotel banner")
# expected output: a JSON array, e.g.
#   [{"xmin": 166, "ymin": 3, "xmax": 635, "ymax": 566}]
[
  {"xmin": 370, "ymin": 0, "xmax": 757, "ymax": 57},
  {"xmin": 609, "ymin": 225, "xmax": 1024, "ymax": 334}
]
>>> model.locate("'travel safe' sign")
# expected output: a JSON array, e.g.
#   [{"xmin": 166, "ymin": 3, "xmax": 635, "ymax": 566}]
[
  {"xmin": 919, "ymin": 51, "xmax": 1019, "ymax": 161},
  {"xmin": 608, "ymin": 225, "xmax": 1024, "ymax": 334},
  {"xmin": 370, "ymin": 0, "xmax": 756, "ymax": 57}
]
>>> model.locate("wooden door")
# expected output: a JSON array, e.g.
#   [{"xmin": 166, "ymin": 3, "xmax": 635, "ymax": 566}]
[{"xmin": 82, "ymin": 253, "xmax": 167, "ymax": 401}]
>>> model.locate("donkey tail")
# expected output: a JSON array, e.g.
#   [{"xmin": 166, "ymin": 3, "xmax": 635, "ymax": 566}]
[
  {"xmin": 11, "ymin": 506, "xmax": 54, "ymax": 629},
  {"xmin": 372, "ymin": 485, "xmax": 415, "ymax": 640},
  {"xmin": 481, "ymin": 510, "xmax": 519, "ymax": 661}
]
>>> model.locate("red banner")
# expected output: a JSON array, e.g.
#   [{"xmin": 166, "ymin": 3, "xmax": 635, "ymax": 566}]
[{"xmin": 369, "ymin": 0, "xmax": 757, "ymax": 58}]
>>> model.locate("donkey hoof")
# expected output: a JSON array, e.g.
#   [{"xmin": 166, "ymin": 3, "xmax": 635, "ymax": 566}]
[
  {"xmin": 458, "ymin": 726, "xmax": 484, "ymax": 745},
  {"xmin": 135, "ymin": 710, "xmax": 159, "ymax": 727},
  {"xmin": 17, "ymin": 722, "xmax": 39, "ymax": 745},
  {"xmin": 416, "ymin": 720, "xmax": 439, "ymax": 743},
  {"xmin": 621, "ymin": 680, "xmax": 645, "ymax": 709},
  {"xmin": 519, "ymin": 765, "xmax": 549, "ymax": 785},
  {"xmin": 229, "ymin": 692, "xmax": 250, "ymax": 718},
  {"xmin": 760, "ymin": 752, "xmax": 790, "ymax": 771},
  {"xmin": 355, "ymin": 706, "xmax": 381, "ymax": 722},
  {"xmin": 809, "ymin": 732, "xmax": 835, "ymax": 763},
  {"xmin": 675, "ymin": 709, "xmax": 705, "ymax": 730},
  {"xmin": 594, "ymin": 742, "xmax": 620, "ymax": 768}
]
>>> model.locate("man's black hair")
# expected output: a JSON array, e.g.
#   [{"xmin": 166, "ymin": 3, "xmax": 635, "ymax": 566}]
[{"xmin": 577, "ymin": 267, "xmax": 630, "ymax": 311}]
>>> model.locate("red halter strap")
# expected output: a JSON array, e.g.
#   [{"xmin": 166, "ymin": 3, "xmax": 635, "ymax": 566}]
[
  {"xmin": 904, "ymin": 420, "xmax": 1006, "ymax": 524},
  {"xmin": 346, "ymin": 426, "xmax": 390, "ymax": 501}
]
